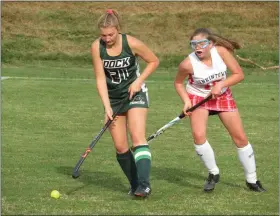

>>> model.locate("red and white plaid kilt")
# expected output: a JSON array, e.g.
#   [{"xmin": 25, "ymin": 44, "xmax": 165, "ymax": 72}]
[{"xmin": 188, "ymin": 88, "xmax": 237, "ymax": 112}]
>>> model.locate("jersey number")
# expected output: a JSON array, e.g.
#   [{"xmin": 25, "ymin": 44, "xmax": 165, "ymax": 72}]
[{"xmin": 108, "ymin": 69, "xmax": 129, "ymax": 84}]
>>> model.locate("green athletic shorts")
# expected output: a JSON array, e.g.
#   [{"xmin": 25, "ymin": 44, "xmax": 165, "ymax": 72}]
[{"xmin": 110, "ymin": 90, "xmax": 149, "ymax": 115}]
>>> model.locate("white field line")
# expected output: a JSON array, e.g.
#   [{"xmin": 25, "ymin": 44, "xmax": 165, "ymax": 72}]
[{"xmin": 0, "ymin": 76, "xmax": 278, "ymax": 86}]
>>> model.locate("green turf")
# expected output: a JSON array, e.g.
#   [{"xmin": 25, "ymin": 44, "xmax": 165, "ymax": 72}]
[{"xmin": 1, "ymin": 66, "xmax": 278, "ymax": 215}]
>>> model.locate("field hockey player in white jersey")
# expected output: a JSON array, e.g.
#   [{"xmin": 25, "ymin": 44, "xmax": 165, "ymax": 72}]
[{"xmin": 174, "ymin": 28, "xmax": 265, "ymax": 192}]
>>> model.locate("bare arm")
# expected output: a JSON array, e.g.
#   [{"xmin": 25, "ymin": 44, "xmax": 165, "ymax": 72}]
[
  {"xmin": 126, "ymin": 35, "xmax": 159, "ymax": 99},
  {"xmin": 216, "ymin": 46, "xmax": 244, "ymax": 88},
  {"xmin": 174, "ymin": 57, "xmax": 193, "ymax": 104},
  {"xmin": 91, "ymin": 40, "xmax": 111, "ymax": 116},
  {"xmin": 127, "ymin": 35, "xmax": 159, "ymax": 82}
]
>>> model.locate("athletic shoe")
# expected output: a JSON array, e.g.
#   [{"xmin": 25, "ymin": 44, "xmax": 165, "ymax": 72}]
[
  {"xmin": 204, "ymin": 173, "xmax": 220, "ymax": 192},
  {"xmin": 246, "ymin": 180, "xmax": 266, "ymax": 192},
  {"xmin": 134, "ymin": 185, "xmax": 151, "ymax": 198},
  {"xmin": 127, "ymin": 187, "xmax": 137, "ymax": 196}
]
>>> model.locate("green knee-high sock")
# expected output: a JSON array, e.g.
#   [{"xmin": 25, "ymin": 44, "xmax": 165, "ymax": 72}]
[
  {"xmin": 116, "ymin": 150, "xmax": 138, "ymax": 189},
  {"xmin": 133, "ymin": 145, "xmax": 151, "ymax": 188}
]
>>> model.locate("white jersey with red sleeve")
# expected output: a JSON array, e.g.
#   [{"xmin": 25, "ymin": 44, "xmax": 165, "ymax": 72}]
[{"xmin": 186, "ymin": 46, "xmax": 228, "ymax": 97}]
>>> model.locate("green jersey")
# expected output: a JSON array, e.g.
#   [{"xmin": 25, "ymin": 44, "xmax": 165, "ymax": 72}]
[{"xmin": 99, "ymin": 34, "xmax": 141, "ymax": 100}]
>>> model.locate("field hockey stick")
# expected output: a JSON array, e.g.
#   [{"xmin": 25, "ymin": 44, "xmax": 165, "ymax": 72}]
[
  {"xmin": 147, "ymin": 94, "xmax": 212, "ymax": 143},
  {"xmin": 72, "ymin": 96, "xmax": 129, "ymax": 179}
]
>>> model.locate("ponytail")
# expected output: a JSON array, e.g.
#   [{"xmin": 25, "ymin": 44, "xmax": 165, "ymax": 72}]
[
  {"xmin": 190, "ymin": 28, "xmax": 240, "ymax": 52},
  {"xmin": 97, "ymin": 9, "xmax": 121, "ymax": 31}
]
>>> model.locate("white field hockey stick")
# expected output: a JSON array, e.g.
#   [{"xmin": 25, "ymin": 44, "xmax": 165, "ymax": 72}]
[{"xmin": 147, "ymin": 94, "xmax": 212, "ymax": 143}]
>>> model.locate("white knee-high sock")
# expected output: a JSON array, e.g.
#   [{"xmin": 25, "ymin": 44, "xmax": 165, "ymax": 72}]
[
  {"xmin": 194, "ymin": 140, "xmax": 219, "ymax": 175},
  {"xmin": 237, "ymin": 143, "xmax": 257, "ymax": 183}
]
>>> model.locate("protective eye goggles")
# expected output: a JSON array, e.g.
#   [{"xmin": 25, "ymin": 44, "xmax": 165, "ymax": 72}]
[{"xmin": 190, "ymin": 39, "xmax": 210, "ymax": 49}]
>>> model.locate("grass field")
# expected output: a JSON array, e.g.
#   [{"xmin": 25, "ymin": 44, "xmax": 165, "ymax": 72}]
[
  {"xmin": 1, "ymin": 65, "xmax": 279, "ymax": 215},
  {"xmin": 1, "ymin": 1, "xmax": 279, "ymax": 215}
]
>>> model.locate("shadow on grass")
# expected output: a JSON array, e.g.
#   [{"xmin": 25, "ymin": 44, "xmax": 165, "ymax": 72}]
[
  {"xmin": 152, "ymin": 166, "xmax": 242, "ymax": 190},
  {"xmin": 56, "ymin": 166, "xmax": 127, "ymax": 195},
  {"xmin": 56, "ymin": 165, "xmax": 242, "ymax": 196},
  {"xmin": 152, "ymin": 166, "xmax": 202, "ymax": 189}
]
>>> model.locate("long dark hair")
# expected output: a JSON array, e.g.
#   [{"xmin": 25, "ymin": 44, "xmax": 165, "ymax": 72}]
[{"xmin": 190, "ymin": 28, "xmax": 241, "ymax": 52}]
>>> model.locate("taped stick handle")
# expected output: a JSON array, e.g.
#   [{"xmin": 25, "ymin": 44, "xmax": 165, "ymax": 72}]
[{"xmin": 178, "ymin": 94, "xmax": 212, "ymax": 119}]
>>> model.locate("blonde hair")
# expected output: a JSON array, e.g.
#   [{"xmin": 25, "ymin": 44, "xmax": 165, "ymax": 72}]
[
  {"xmin": 97, "ymin": 9, "xmax": 121, "ymax": 31},
  {"xmin": 190, "ymin": 28, "xmax": 241, "ymax": 52}
]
